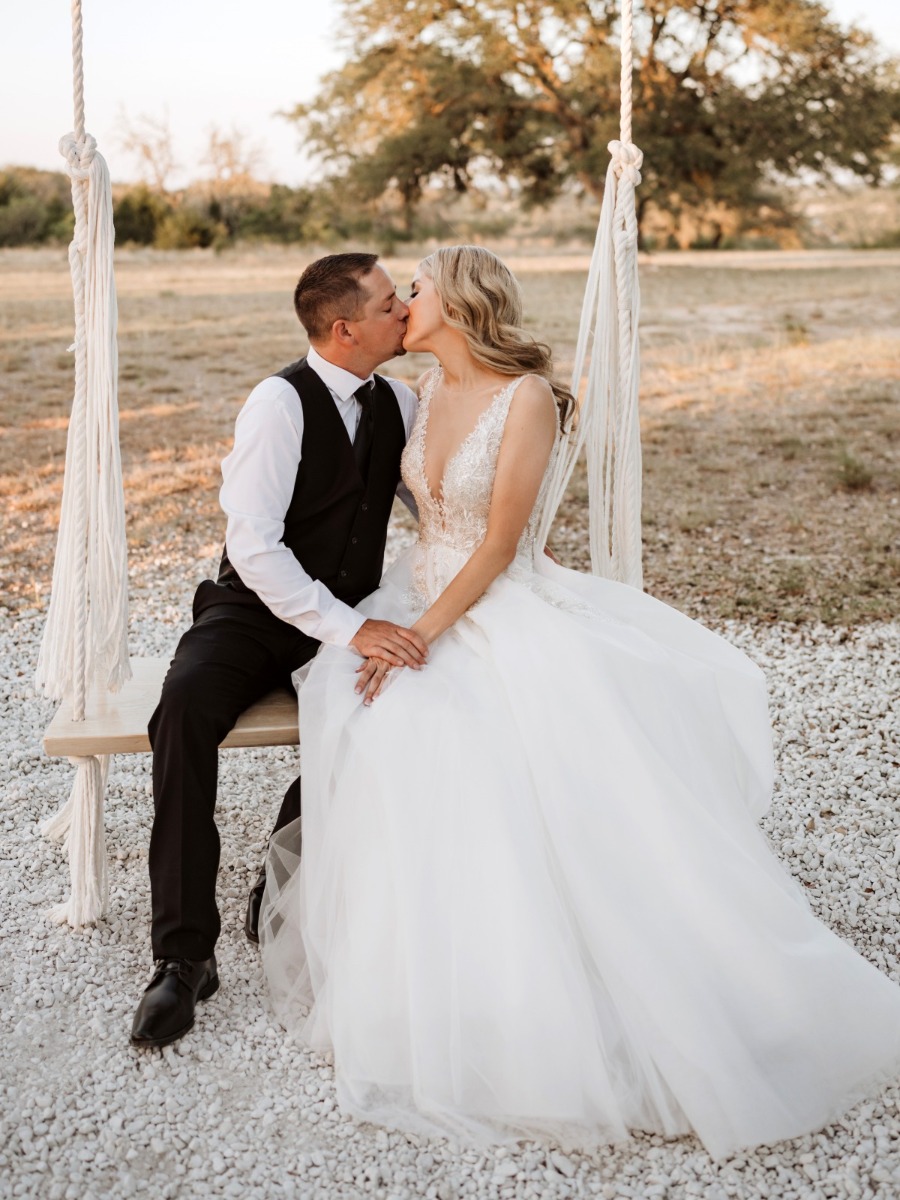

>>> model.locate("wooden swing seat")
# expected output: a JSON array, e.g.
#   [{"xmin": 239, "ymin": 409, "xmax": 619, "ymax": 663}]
[{"xmin": 43, "ymin": 656, "xmax": 299, "ymax": 758}]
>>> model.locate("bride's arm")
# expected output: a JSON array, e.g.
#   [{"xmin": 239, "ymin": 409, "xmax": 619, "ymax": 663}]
[{"xmin": 412, "ymin": 377, "xmax": 557, "ymax": 644}]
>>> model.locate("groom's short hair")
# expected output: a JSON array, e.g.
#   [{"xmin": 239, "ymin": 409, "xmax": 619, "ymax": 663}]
[{"xmin": 294, "ymin": 252, "xmax": 380, "ymax": 341}]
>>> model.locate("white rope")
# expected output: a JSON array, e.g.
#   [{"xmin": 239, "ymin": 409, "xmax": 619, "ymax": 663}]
[
  {"xmin": 43, "ymin": 755, "xmax": 110, "ymax": 927},
  {"xmin": 35, "ymin": 0, "xmax": 130, "ymax": 714},
  {"xmin": 36, "ymin": 1, "xmax": 127, "ymax": 929},
  {"xmin": 536, "ymin": 0, "xmax": 643, "ymax": 589}
]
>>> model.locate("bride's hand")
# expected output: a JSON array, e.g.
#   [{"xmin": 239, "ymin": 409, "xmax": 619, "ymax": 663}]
[{"xmin": 355, "ymin": 656, "xmax": 398, "ymax": 705}]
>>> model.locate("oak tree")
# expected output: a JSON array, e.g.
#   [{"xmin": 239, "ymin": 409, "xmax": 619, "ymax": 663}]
[{"xmin": 287, "ymin": 0, "xmax": 900, "ymax": 234}]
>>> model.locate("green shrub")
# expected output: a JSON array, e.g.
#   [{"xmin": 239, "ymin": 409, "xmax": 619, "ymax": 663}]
[
  {"xmin": 0, "ymin": 196, "xmax": 48, "ymax": 246},
  {"xmin": 0, "ymin": 168, "xmax": 72, "ymax": 245},
  {"xmin": 114, "ymin": 185, "xmax": 172, "ymax": 245},
  {"xmin": 235, "ymin": 185, "xmax": 316, "ymax": 242},
  {"xmin": 154, "ymin": 207, "xmax": 226, "ymax": 249}
]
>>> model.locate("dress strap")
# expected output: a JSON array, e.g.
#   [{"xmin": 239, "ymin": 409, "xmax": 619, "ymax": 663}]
[{"xmin": 419, "ymin": 365, "xmax": 442, "ymax": 407}]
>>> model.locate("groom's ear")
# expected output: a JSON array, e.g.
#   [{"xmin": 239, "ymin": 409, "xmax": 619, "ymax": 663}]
[{"xmin": 332, "ymin": 319, "xmax": 355, "ymax": 345}]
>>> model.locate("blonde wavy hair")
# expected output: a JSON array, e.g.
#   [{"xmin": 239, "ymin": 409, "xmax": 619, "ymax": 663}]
[{"xmin": 420, "ymin": 245, "xmax": 574, "ymax": 431}]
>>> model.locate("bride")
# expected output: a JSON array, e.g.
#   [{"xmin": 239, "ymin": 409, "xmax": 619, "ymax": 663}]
[{"xmin": 260, "ymin": 245, "xmax": 900, "ymax": 1159}]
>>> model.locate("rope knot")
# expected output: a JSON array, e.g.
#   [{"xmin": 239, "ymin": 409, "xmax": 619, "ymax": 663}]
[
  {"xmin": 59, "ymin": 132, "xmax": 98, "ymax": 180},
  {"xmin": 608, "ymin": 140, "xmax": 643, "ymax": 186}
]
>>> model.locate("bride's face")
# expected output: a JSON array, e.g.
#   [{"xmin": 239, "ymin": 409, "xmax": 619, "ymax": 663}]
[{"xmin": 403, "ymin": 269, "xmax": 443, "ymax": 352}]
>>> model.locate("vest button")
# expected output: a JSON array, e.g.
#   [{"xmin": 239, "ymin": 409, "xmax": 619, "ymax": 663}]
[
  {"xmin": 361, "ymin": 502, "xmax": 369, "ymax": 511},
  {"xmin": 351, "ymin": 536, "xmax": 358, "ymax": 545},
  {"xmin": 340, "ymin": 570, "xmax": 348, "ymax": 578}
]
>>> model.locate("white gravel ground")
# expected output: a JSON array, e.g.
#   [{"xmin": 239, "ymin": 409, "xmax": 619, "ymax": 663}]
[{"xmin": 2, "ymin": 539, "xmax": 899, "ymax": 1200}]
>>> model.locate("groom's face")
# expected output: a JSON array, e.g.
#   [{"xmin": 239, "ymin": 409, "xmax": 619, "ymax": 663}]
[{"xmin": 349, "ymin": 265, "xmax": 410, "ymax": 364}]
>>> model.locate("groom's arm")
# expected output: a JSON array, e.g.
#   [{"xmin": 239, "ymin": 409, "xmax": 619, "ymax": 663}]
[
  {"xmin": 222, "ymin": 379, "xmax": 427, "ymax": 668},
  {"xmin": 220, "ymin": 378, "xmax": 366, "ymax": 646}
]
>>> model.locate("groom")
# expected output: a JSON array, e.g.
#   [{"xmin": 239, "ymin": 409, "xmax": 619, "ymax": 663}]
[{"xmin": 131, "ymin": 252, "xmax": 427, "ymax": 1049}]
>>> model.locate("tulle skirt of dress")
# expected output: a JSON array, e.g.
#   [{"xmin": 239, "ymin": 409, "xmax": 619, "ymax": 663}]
[{"xmin": 260, "ymin": 545, "xmax": 900, "ymax": 1159}]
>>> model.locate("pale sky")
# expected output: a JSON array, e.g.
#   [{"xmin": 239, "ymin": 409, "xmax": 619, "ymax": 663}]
[{"xmin": 2, "ymin": 0, "xmax": 898, "ymax": 188}]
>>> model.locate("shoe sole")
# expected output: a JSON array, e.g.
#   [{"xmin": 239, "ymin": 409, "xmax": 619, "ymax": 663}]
[{"xmin": 130, "ymin": 974, "xmax": 220, "ymax": 1050}]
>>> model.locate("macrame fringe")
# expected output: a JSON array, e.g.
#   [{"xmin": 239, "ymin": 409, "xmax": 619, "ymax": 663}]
[
  {"xmin": 34, "ymin": 131, "xmax": 130, "ymax": 711},
  {"xmin": 43, "ymin": 755, "xmax": 110, "ymax": 927},
  {"xmin": 535, "ymin": 140, "xmax": 644, "ymax": 589}
]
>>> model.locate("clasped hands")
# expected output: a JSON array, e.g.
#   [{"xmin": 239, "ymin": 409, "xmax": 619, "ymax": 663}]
[
  {"xmin": 350, "ymin": 618, "xmax": 429, "ymax": 706},
  {"xmin": 348, "ymin": 549, "xmax": 558, "ymax": 704}
]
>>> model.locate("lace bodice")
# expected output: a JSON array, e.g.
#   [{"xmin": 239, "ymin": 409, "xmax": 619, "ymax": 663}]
[
  {"xmin": 399, "ymin": 367, "xmax": 577, "ymax": 615},
  {"xmin": 401, "ymin": 368, "xmax": 552, "ymax": 561}
]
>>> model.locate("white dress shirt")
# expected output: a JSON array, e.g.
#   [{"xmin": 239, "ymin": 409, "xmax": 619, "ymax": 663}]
[{"xmin": 219, "ymin": 344, "xmax": 418, "ymax": 647}]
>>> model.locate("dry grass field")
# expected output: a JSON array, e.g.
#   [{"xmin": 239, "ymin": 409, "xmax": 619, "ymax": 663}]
[{"xmin": 1, "ymin": 245, "xmax": 898, "ymax": 625}]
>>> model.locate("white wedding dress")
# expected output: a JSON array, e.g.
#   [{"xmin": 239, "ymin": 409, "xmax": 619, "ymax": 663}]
[{"xmin": 260, "ymin": 370, "xmax": 900, "ymax": 1159}]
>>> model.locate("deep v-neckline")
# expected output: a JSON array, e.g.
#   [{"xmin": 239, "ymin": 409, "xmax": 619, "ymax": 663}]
[{"xmin": 420, "ymin": 368, "xmax": 518, "ymax": 508}]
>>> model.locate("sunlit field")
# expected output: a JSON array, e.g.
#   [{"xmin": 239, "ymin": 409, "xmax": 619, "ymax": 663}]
[{"xmin": 2, "ymin": 245, "xmax": 898, "ymax": 625}]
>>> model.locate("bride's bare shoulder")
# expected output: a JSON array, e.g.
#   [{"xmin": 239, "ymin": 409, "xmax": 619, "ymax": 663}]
[{"xmin": 509, "ymin": 375, "xmax": 557, "ymax": 424}]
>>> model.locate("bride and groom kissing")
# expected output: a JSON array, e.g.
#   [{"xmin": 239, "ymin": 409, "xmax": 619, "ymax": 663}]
[{"xmin": 130, "ymin": 247, "xmax": 900, "ymax": 1158}]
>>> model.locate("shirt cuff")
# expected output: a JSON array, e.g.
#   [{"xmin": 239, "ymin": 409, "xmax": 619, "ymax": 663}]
[{"xmin": 314, "ymin": 599, "xmax": 367, "ymax": 648}]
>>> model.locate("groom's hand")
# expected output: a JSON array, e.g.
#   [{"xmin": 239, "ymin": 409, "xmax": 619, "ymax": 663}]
[{"xmin": 350, "ymin": 619, "xmax": 428, "ymax": 669}]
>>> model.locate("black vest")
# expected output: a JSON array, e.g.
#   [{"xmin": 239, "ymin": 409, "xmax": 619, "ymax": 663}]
[{"xmin": 213, "ymin": 357, "xmax": 406, "ymax": 619}]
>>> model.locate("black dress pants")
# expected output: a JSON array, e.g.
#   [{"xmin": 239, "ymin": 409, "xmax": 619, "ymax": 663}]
[{"xmin": 147, "ymin": 581, "xmax": 319, "ymax": 960}]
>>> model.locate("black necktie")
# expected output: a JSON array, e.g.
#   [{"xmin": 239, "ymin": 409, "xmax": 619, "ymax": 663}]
[{"xmin": 352, "ymin": 382, "xmax": 375, "ymax": 477}]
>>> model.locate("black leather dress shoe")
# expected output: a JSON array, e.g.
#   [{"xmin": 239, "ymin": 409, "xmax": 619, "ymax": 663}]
[
  {"xmin": 131, "ymin": 956, "xmax": 218, "ymax": 1049},
  {"xmin": 244, "ymin": 866, "xmax": 267, "ymax": 945}
]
